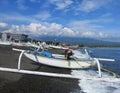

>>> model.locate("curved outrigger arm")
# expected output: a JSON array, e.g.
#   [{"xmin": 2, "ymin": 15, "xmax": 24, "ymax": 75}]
[
  {"xmin": 85, "ymin": 48, "xmax": 116, "ymax": 77},
  {"xmin": 93, "ymin": 58, "xmax": 102, "ymax": 78},
  {"xmin": 12, "ymin": 48, "xmax": 26, "ymax": 70},
  {"xmin": 94, "ymin": 57, "xmax": 115, "ymax": 78}
]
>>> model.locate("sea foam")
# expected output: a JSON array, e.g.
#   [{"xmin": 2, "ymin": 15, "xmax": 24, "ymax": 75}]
[{"xmin": 71, "ymin": 69, "xmax": 120, "ymax": 93}]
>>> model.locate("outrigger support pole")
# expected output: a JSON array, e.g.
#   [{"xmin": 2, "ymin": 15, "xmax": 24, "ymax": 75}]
[
  {"xmin": 18, "ymin": 50, "xmax": 25, "ymax": 70},
  {"xmin": 94, "ymin": 58, "xmax": 102, "ymax": 78},
  {"xmin": 12, "ymin": 48, "xmax": 25, "ymax": 70}
]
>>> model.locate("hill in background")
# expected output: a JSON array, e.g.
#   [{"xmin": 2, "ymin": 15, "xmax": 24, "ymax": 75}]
[{"xmin": 34, "ymin": 36, "xmax": 120, "ymax": 47}]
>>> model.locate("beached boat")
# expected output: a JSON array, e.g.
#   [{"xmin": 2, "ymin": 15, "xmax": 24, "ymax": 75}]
[
  {"xmin": 49, "ymin": 45, "xmax": 69, "ymax": 50},
  {"xmin": 24, "ymin": 51, "xmax": 96, "ymax": 69},
  {"xmin": 0, "ymin": 47, "xmax": 117, "ymax": 80},
  {"xmin": 23, "ymin": 48, "xmax": 97, "ymax": 69},
  {"xmin": 12, "ymin": 48, "xmax": 115, "ymax": 78},
  {"xmin": 0, "ymin": 40, "xmax": 12, "ymax": 46}
]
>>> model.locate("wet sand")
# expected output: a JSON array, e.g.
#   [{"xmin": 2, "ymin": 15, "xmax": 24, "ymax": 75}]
[{"xmin": 0, "ymin": 45, "xmax": 82, "ymax": 93}]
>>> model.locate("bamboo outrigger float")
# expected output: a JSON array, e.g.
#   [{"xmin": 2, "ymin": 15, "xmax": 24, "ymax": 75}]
[{"xmin": 0, "ymin": 48, "xmax": 119, "ymax": 82}]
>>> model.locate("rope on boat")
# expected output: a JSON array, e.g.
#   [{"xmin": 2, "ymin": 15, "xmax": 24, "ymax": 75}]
[
  {"xmin": 101, "ymin": 67, "xmax": 119, "ymax": 77},
  {"xmin": 72, "ymin": 57, "xmax": 85, "ymax": 68},
  {"xmin": 94, "ymin": 63, "xmax": 119, "ymax": 77}
]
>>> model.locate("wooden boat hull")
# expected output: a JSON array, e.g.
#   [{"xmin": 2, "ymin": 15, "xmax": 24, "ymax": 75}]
[{"xmin": 24, "ymin": 52, "xmax": 96, "ymax": 69}]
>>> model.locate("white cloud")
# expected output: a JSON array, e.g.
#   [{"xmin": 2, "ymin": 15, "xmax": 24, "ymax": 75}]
[
  {"xmin": 42, "ymin": 23, "xmax": 76, "ymax": 37},
  {"xmin": 76, "ymin": 0, "xmax": 112, "ymax": 13},
  {"xmin": 62, "ymin": 27, "xmax": 76, "ymax": 37},
  {"xmin": 34, "ymin": 11, "xmax": 51, "ymax": 20},
  {"xmin": 49, "ymin": 0, "xmax": 73, "ymax": 10},
  {"xmin": 69, "ymin": 19, "xmax": 103, "ymax": 33},
  {"xmin": 68, "ymin": 18, "xmax": 113, "ymax": 38},
  {"xmin": 81, "ymin": 31, "xmax": 108, "ymax": 38},
  {"xmin": 81, "ymin": 31, "xmax": 95, "ymax": 38},
  {"xmin": 100, "ymin": 13, "xmax": 112, "ymax": 18},
  {"xmin": 0, "ymin": 22, "xmax": 77, "ymax": 37},
  {"xmin": 47, "ymin": 0, "xmax": 112, "ymax": 13},
  {"xmin": 0, "ymin": 22, "xmax": 7, "ymax": 28},
  {"xmin": 0, "ymin": 21, "xmax": 110, "ymax": 39},
  {"xmin": 16, "ymin": 0, "xmax": 28, "ymax": 10},
  {"xmin": 80, "ymin": 0, "xmax": 98, "ymax": 12},
  {"xmin": 98, "ymin": 32, "xmax": 108, "ymax": 38},
  {"xmin": 0, "ymin": 12, "xmax": 50, "ymax": 23},
  {"xmin": 0, "ymin": 22, "xmax": 9, "ymax": 32}
]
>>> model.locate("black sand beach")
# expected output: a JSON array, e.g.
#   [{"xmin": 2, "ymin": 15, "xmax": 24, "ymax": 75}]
[{"xmin": 0, "ymin": 46, "xmax": 82, "ymax": 93}]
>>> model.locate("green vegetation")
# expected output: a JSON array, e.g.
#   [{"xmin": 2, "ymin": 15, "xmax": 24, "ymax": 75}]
[{"xmin": 78, "ymin": 43, "xmax": 120, "ymax": 48}]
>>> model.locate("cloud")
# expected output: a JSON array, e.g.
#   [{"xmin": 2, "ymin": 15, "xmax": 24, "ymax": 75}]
[
  {"xmin": 100, "ymin": 13, "xmax": 112, "ymax": 18},
  {"xmin": 69, "ymin": 20, "xmax": 103, "ymax": 32},
  {"xmin": 0, "ymin": 22, "xmax": 7, "ymax": 28},
  {"xmin": 46, "ymin": 0, "xmax": 112, "ymax": 13},
  {"xmin": 0, "ymin": 22, "xmax": 9, "ymax": 31},
  {"xmin": 81, "ymin": 31, "xmax": 95, "ymax": 38},
  {"xmin": 0, "ymin": 21, "xmax": 110, "ymax": 39},
  {"xmin": 16, "ymin": 0, "xmax": 28, "ymax": 10},
  {"xmin": 75, "ymin": 0, "xmax": 112, "ymax": 13},
  {"xmin": 34, "ymin": 11, "xmax": 51, "ymax": 20},
  {"xmin": 49, "ymin": 0, "xmax": 73, "ymax": 10},
  {"xmin": 68, "ymin": 18, "xmax": 113, "ymax": 38},
  {"xmin": 0, "ymin": 22, "xmax": 77, "ymax": 37},
  {"xmin": 0, "ymin": 12, "xmax": 51, "ymax": 23},
  {"xmin": 98, "ymin": 32, "xmax": 108, "ymax": 38}
]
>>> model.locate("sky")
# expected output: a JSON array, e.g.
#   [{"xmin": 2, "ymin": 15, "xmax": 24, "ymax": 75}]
[{"xmin": 0, "ymin": 0, "xmax": 120, "ymax": 41}]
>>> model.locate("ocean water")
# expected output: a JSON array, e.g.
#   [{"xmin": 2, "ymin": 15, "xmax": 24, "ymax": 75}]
[{"xmin": 71, "ymin": 48, "xmax": 120, "ymax": 93}]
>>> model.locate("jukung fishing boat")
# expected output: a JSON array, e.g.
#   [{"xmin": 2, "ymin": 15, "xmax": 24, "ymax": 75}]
[
  {"xmin": 0, "ymin": 47, "xmax": 119, "ymax": 81},
  {"xmin": 12, "ymin": 47, "xmax": 115, "ymax": 77},
  {"xmin": 24, "ymin": 48, "xmax": 96, "ymax": 69}
]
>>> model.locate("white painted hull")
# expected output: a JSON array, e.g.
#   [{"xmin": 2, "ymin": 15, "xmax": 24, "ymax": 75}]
[
  {"xmin": 0, "ymin": 41, "xmax": 12, "ymax": 45},
  {"xmin": 49, "ymin": 45, "xmax": 69, "ymax": 50},
  {"xmin": 24, "ymin": 52, "xmax": 96, "ymax": 69}
]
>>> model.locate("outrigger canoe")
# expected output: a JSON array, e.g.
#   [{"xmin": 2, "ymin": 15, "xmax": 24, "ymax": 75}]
[
  {"xmin": 3, "ymin": 48, "xmax": 114, "ymax": 78},
  {"xmin": 23, "ymin": 49, "xmax": 97, "ymax": 69}
]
